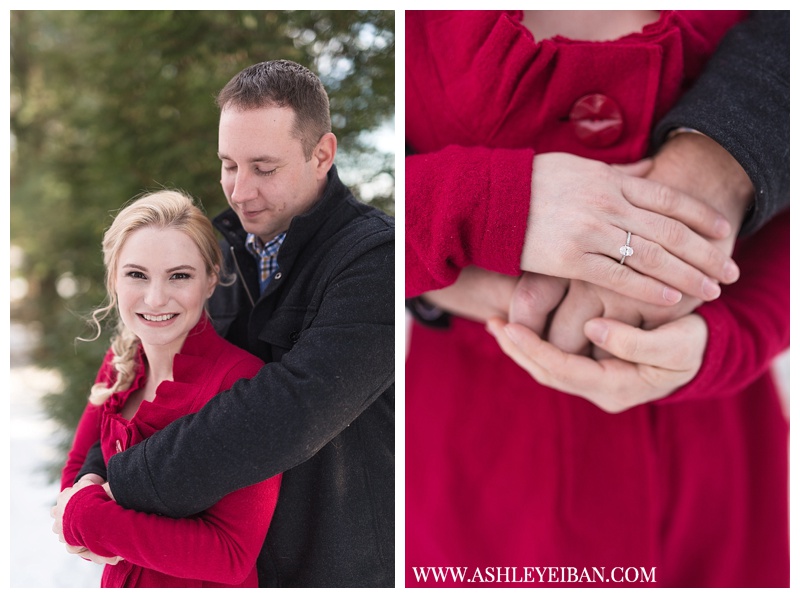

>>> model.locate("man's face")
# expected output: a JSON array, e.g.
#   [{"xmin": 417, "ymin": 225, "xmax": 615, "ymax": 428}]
[{"xmin": 218, "ymin": 105, "xmax": 327, "ymax": 242}]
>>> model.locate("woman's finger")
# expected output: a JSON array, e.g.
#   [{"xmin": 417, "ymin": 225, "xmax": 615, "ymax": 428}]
[
  {"xmin": 610, "ymin": 158, "xmax": 653, "ymax": 178},
  {"xmin": 609, "ymin": 232, "xmax": 723, "ymax": 302},
  {"xmin": 576, "ymin": 253, "xmax": 684, "ymax": 306}
]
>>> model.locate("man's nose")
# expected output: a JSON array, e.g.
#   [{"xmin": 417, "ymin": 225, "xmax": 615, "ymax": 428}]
[{"xmin": 229, "ymin": 170, "xmax": 259, "ymax": 204}]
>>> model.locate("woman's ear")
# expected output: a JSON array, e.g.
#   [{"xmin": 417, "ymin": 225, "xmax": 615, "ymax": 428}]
[{"xmin": 207, "ymin": 265, "xmax": 220, "ymax": 298}]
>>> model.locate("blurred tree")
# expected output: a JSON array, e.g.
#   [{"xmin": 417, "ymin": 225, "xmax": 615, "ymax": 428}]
[{"xmin": 10, "ymin": 10, "xmax": 395, "ymax": 477}]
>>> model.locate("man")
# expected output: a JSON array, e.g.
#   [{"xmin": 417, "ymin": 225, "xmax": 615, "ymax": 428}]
[{"xmin": 57, "ymin": 60, "xmax": 395, "ymax": 587}]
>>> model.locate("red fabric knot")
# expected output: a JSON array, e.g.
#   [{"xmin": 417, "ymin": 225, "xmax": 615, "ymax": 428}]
[{"xmin": 569, "ymin": 93, "xmax": 624, "ymax": 147}]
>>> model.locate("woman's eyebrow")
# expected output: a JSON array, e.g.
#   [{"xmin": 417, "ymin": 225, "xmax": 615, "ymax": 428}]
[{"xmin": 121, "ymin": 264, "xmax": 197, "ymax": 272}]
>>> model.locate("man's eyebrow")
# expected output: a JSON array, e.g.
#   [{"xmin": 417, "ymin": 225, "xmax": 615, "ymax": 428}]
[{"xmin": 217, "ymin": 152, "xmax": 280, "ymax": 163}]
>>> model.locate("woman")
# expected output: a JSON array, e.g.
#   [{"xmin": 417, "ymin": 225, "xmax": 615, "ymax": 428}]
[
  {"xmin": 56, "ymin": 190, "xmax": 280, "ymax": 587},
  {"xmin": 405, "ymin": 11, "xmax": 788, "ymax": 587}
]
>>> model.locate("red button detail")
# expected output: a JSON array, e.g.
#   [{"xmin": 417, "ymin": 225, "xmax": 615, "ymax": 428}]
[{"xmin": 569, "ymin": 94, "xmax": 624, "ymax": 148}]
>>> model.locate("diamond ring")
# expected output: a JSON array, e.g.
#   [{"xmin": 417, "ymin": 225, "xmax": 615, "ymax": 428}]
[{"xmin": 619, "ymin": 232, "xmax": 634, "ymax": 265}]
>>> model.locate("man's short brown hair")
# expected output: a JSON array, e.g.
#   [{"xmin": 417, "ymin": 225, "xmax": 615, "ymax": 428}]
[{"xmin": 216, "ymin": 60, "xmax": 331, "ymax": 159}]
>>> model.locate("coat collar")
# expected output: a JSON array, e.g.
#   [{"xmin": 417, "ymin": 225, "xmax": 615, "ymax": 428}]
[{"xmin": 106, "ymin": 314, "xmax": 221, "ymax": 417}]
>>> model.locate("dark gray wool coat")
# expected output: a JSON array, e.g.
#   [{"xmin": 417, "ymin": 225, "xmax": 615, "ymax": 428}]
[{"xmin": 653, "ymin": 10, "xmax": 789, "ymax": 236}]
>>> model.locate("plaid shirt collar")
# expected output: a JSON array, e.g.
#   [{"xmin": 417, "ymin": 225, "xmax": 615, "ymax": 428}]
[{"xmin": 245, "ymin": 231, "xmax": 287, "ymax": 295}]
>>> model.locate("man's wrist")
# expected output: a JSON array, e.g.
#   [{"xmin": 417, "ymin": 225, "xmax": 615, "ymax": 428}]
[{"xmin": 654, "ymin": 132, "xmax": 753, "ymax": 238}]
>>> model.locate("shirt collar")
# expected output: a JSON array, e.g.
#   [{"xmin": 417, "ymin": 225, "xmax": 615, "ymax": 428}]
[{"xmin": 245, "ymin": 231, "xmax": 287, "ymax": 259}]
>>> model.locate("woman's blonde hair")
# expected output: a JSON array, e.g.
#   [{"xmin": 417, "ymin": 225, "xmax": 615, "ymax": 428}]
[{"xmin": 84, "ymin": 189, "xmax": 225, "ymax": 405}]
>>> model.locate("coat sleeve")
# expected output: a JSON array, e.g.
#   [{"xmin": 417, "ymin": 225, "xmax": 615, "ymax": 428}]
[
  {"xmin": 653, "ymin": 11, "xmax": 789, "ymax": 236},
  {"xmin": 60, "ymin": 349, "xmax": 115, "ymax": 490},
  {"xmin": 406, "ymin": 145, "xmax": 534, "ymax": 298},
  {"xmin": 663, "ymin": 210, "xmax": 789, "ymax": 403},
  {"xmin": 62, "ymin": 473, "xmax": 280, "ymax": 584},
  {"xmin": 105, "ymin": 235, "xmax": 394, "ymax": 517}
]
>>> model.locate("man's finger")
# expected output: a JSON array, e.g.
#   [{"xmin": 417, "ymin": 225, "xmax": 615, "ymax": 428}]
[
  {"xmin": 487, "ymin": 318, "xmax": 551, "ymax": 383},
  {"xmin": 584, "ymin": 317, "xmax": 700, "ymax": 370},
  {"xmin": 509, "ymin": 273, "xmax": 567, "ymax": 336},
  {"xmin": 546, "ymin": 284, "xmax": 603, "ymax": 355},
  {"xmin": 630, "ymin": 209, "xmax": 739, "ymax": 286},
  {"xmin": 623, "ymin": 174, "xmax": 732, "ymax": 240}
]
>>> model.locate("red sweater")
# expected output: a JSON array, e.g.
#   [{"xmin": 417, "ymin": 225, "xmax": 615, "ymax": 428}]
[
  {"xmin": 60, "ymin": 316, "xmax": 281, "ymax": 587},
  {"xmin": 406, "ymin": 11, "xmax": 788, "ymax": 587}
]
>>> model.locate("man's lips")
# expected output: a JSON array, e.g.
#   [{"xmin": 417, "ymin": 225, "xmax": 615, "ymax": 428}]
[{"xmin": 241, "ymin": 207, "xmax": 267, "ymax": 219}]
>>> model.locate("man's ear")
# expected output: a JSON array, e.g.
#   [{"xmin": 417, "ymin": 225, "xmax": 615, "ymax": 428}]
[{"xmin": 313, "ymin": 132, "xmax": 337, "ymax": 178}]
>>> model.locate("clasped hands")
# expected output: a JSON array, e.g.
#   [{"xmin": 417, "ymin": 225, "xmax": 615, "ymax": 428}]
[
  {"xmin": 423, "ymin": 137, "xmax": 752, "ymax": 413},
  {"xmin": 51, "ymin": 474, "xmax": 123, "ymax": 565}
]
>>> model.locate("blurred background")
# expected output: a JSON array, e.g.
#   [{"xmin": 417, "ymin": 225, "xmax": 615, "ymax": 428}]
[{"xmin": 9, "ymin": 9, "xmax": 394, "ymax": 587}]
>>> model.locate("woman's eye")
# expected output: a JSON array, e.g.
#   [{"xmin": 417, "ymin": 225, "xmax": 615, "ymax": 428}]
[
  {"xmin": 170, "ymin": 272, "xmax": 191, "ymax": 280},
  {"xmin": 126, "ymin": 271, "xmax": 146, "ymax": 279}
]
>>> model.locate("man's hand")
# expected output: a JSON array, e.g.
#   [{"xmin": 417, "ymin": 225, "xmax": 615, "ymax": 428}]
[
  {"xmin": 486, "ymin": 313, "xmax": 708, "ymax": 413},
  {"xmin": 422, "ymin": 266, "xmax": 519, "ymax": 323},
  {"xmin": 421, "ymin": 267, "xmax": 568, "ymax": 336},
  {"xmin": 521, "ymin": 152, "xmax": 739, "ymax": 306},
  {"xmin": 51, "ymin": 475, "xmax": 123, "ymax": 565},
  {"xmin": 546, "ymin": 280, "xmax": 702, "ymax": 356}
]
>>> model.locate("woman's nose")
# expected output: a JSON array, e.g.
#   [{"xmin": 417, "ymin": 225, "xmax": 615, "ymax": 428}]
[{"xmin": 144, "ymin": 282, "xmax": 168, "ymax": 307}]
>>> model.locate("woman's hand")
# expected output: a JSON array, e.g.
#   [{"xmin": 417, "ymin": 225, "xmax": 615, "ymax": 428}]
[
  {"xmin": 521, "ymin": 153, "xmax": 739, "ymax": 306},
  {"xmin": 51, "ymin": 476, "xmax": 124, "ymax": 565},
  {"xmin": 486, "ymin": 313, "xmax": 708, "ymax": 413}
]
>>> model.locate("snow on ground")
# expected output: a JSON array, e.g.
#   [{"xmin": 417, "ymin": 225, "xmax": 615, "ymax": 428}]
[{"xmin": 9, "ymin": 323, "xmax": 103, "ymax": 588}]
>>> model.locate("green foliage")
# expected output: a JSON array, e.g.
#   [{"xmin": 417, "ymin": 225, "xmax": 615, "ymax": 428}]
[{"xmin": 10, "ymin": 10, "xmax": 395, "ymax": 478}]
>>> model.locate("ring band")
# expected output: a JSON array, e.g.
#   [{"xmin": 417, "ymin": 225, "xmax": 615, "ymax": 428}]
[{"xmin": 619, "ymin": 231, "xmax": 634, "ymax": 265}]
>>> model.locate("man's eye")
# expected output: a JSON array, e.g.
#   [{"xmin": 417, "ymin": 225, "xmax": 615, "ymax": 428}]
[{"xmin": 256, "ymin": 168, "xmax": 277, "ymax": 177}]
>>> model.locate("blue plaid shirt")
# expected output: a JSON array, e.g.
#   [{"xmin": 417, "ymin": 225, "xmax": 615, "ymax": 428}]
[{"xmin": 245, "ymin": 232, "xmax": 287, "ymax": 295}]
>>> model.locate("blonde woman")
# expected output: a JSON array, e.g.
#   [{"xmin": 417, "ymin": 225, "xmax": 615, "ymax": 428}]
[{"xmin": 55, "ymin": 190, "xmax": 280, "ymax": 587}]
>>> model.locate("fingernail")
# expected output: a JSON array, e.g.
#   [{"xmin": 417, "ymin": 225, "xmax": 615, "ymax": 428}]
[
  {"xmin": 584, "ymin": 320, "xmax": 608, "ymax": 346},
  {"xmin": 663, "ymin": 287, "xmax": 682, "ymax": 304},
  {"xmin": 702, "ymin": 277, "xmax": 721, "ymax": 300},
  {"xmin": 723, "ymin": 259, "xmax": 740, "ymax": 283},
  {"xmin": 715, "ymin": 216, "xmax": 731, "ymax": 238},
  {"xmin": 504, "ymin": 324, "xmax": 520, "ymax": 345}
]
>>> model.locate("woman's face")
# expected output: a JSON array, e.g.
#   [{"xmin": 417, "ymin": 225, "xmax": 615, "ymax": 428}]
[{"xmin": 115, "ymin": 226, "xmax": 217, "ymax": 355}]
